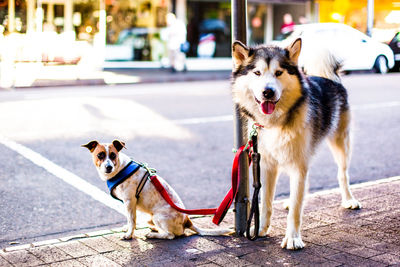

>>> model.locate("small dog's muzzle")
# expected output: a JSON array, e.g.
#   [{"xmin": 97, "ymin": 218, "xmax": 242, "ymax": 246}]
[{"xmin": 105, "ymin": 164, "xmax": 113, "ymax": 173}]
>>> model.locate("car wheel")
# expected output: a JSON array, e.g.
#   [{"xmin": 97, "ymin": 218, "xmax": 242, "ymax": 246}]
[{"xmin": 374, "ymin": 55, "xmax": 388, "ymax": 74}]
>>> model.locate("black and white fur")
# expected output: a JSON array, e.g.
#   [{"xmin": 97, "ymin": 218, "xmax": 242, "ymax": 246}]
[{"xmin": 231, "ymin": 38, "xmax": 361, "ymax": 250}]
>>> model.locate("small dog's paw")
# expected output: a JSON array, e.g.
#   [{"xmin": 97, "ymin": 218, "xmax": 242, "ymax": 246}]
[
  {"xmin": 146, "ymin": 232, "xmax": 175, "ymax": 239},
  {"xmin": 145, "ymin": 232, "xmax": 158, "ymax": 239},
  {"xmin": 121, "ymin": 233, "xmax": 133, "ymax": 240},
  {"xmin": 281, "ymin": 236, "xmax": 305, "ymax": 250},
  {"xmin": 342, "ymin": 199, "xmax": 362, "ymax": 210}
]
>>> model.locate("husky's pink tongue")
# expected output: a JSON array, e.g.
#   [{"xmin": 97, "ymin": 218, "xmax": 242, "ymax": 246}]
[{"xmin": 261, "ymin": 101, "xmax": 275, "ymax": 115}]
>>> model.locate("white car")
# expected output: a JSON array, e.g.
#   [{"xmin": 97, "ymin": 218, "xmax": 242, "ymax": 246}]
[{"xmin": 276, "ymin": 23, "xmax": 395, "ymax": 74}]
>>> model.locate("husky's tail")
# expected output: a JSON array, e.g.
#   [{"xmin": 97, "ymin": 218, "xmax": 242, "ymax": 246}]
[
  {"xmin": 185, "ymin": 218, "xmax": 233, "ymax": 236},
  {"xmin": 300, "ymin": 47, "xmax": 342, "ymax": 83}
]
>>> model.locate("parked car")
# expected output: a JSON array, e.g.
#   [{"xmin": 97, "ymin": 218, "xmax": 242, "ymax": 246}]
[
  {"xmin": 197, "ymin": 19, "xmax": 231, "ymax": 57},
  {"xmin": 388, "ymin": 32, "xmax": 400, "ymax": 71},
  {"xmin": 105, "ymin": 28, "xmax": 158, "ymax": 61},
  {"xmin": 275, "ymin": 23, "xmax": 395, "ymax": 74}
]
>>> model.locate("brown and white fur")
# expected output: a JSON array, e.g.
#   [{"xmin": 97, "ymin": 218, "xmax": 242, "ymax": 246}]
[
  {"xmin": 82, "ymin": 140, "xmax": 232, "ymax": 240},
  {"xmin": 231, "ymin": 38, "xmax": 361, "ymax": 250}
]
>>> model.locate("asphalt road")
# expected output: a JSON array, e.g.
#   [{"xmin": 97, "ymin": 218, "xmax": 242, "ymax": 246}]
[{"xmin": 1, "ymin": 73, "xmax": 399, "ymax": 248}]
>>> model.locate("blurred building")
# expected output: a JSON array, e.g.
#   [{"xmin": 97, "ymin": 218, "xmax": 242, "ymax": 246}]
[
  {"xmin": 1, "ymin": 0, "xmax": 399, "ymax": 61},
  {"xmin": 187, "ymin": 0, "xmax": 317, "ymax": 57},
  {"xmin": 316, "ymin": 0, "xmax": 400, "ymax": 42}
]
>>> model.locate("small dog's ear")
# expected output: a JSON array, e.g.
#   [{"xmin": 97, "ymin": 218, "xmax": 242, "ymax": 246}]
[
  {"xmin": 287, "ymin": 38, "xmax": 302, "ymax": 64},
  {"xmin": 232, "ymin": 41, "xmax": 250, "ymax": 69},
  {"xmin": 81, "ymin": 141, "xmax": 99, "ymax": 152},
  {"xmin": 112, "ymin": 140, "xmax": 126, "ymax": 152}
]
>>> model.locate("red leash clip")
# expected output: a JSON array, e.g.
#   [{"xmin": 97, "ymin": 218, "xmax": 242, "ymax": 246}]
[{"xmin": 212, "ymin": 144, "xmax": 247, "ymax": 224}]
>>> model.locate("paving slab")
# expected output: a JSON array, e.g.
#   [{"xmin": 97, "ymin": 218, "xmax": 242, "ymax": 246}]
[{"xmin": 1, "ymin": 176, "xmax": 399, "ymax": 266}]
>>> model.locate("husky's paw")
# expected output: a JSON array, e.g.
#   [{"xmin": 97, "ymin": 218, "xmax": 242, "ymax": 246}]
[
  {"xmin": 282, "ymin": 199, "xmax": 290, "ymax": 210},
  {"xmin": 342, "ymin": 199, "xmax": 362, "ymax": 210},
  {"xmin": 249, "ymin": 225, "xmax": 270, "ymax": 237},
  {"xmin": 281, "ymin": 236, "xmax": 305, "ymax": 250}
]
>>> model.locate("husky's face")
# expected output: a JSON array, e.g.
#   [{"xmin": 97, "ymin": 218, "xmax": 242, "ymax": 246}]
[{"xmin": 232, "ymin": 39, "xmax": 302, "ymax": 116}]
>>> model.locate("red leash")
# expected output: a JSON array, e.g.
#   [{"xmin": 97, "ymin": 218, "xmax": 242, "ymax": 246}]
[
  {"xmin": 148, "ymin": 123, "xmax": 264, "ymax": 225},
  {"xmin": 149, "ymin": 144, "xmax": 248, "ymax": 225}
]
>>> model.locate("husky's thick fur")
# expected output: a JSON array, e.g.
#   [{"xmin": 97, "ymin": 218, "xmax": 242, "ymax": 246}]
[{"xmin": 231, "ymin": 38, "xmax": 361, "ymax": 250}]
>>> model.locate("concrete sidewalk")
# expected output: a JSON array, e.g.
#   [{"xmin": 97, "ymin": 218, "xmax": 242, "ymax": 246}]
[
  {"xmin": 0, "ymin": 59, "xmax": 232, "ymax": 89},
  {"xmin": 1, "ymin": 177, "xmax": 400, "ymax": 266}
]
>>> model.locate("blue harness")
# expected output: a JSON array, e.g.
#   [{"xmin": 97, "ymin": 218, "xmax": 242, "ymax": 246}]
[{"xmin": 107, "ymin": 161, "xmax": 140, "ymax": 201}]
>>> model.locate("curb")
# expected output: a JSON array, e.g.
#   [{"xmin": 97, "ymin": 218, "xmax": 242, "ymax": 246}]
[
  {"xmin": 0, "ymin": 70, "xmax": 232, "ymax": 90},
  {"xmin": 1, "ymin": 228, "xmax": 125, "ymax": 253}
]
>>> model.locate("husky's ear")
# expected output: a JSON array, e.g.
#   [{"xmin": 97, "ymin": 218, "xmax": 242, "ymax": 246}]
[
  {"xmin": 232, "ymin": 41, "xmax": 250, "ymax": 68},
  {"xmin": 112, "ymin": 140, "xmax": 126, "ymax": 152},
  {"xmin": 287, "ymin": 38, "xmax": 302, "ymax": 64},
  {"xmin": 81, "ymin": 140, "xmax": 99, "ymax": 152}
]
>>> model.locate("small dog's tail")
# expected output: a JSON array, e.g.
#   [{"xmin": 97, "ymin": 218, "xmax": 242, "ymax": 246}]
[
  {"xmin": 300, "ymin": 47, "xmax": 342, "ymax": 83},
  {"xmin": 185, "ymin": 219, "xmax": 233, "ymax": 236}
]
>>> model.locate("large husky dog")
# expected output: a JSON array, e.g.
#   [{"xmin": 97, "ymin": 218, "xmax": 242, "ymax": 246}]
[{"xmin": 231, "ymin": 38, "xmax": 361, "ymax": 250}]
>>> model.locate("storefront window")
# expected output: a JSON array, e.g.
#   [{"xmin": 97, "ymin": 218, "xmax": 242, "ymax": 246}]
[
  {"xmin": 0, "ymin": 1, "xmax": 27, "ymax": 33},
  {"xmin": 104, "ymin": 0, "xmax": 168, "ymax": 61},
  {"xmin": 248, "ymin": 4, "xmax": 266, "ymax": 45},
  {"xmin": 73, "ymin": 0, "xmax": 98, "ymax": 41},
  {"xmin": 187, "ymin": 0, "xmax": 231, "ymax": 57}
]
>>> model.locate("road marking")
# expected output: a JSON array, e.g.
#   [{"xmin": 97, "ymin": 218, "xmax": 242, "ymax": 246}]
[
  {"xmin": 0, "ymin": 100, "xmax": 398, "ymax": 216},
  {"xmin": 0, "ymin": 135, "xmax": 125, "ymax": 216},
  {"xmin": 173, "ymin": 101, "xmax": 400, "ymax": 125}
]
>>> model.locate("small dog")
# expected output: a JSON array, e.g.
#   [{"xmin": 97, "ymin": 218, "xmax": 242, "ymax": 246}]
[
  {"xmin": 82, "ymin": 140, "xmax": 231, "ymax": 240},
  {"xmin": 231, "ymin": 38, "xmax": 361, "ymax": 249}
]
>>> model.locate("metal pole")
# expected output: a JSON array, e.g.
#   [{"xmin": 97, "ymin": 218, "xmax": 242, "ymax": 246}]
[
  {"xmin": 99, "ymin": 0, "xmax": 106, "ymax": 40},
  {"xmin": 366, "ymin": 0, "xmax": 374, "ymax": 36},
  {"xmin": 264, "ymin": 4, "xmax": 273, "ymax": 43},
  {"xmin": 231, "ymin": 0, "xmax": 249, "ymax": 237},
  {"xmin": 98, "ymin": 0, "xmax": 106, "ymax": 65},
  {"xmin": 8, "ymin": 0, "xmax": 15, "ymax": 32},
  {"xmin": 36, "ymin": 0, "xmax": 43, "ymax": 33},
  {"xmin": 26, "ymin": 0, "xmax": 35, "ymax": 33},
  {"xmin": 64, "ymin": 0, "xmax": 74, "ymax": 32}
]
